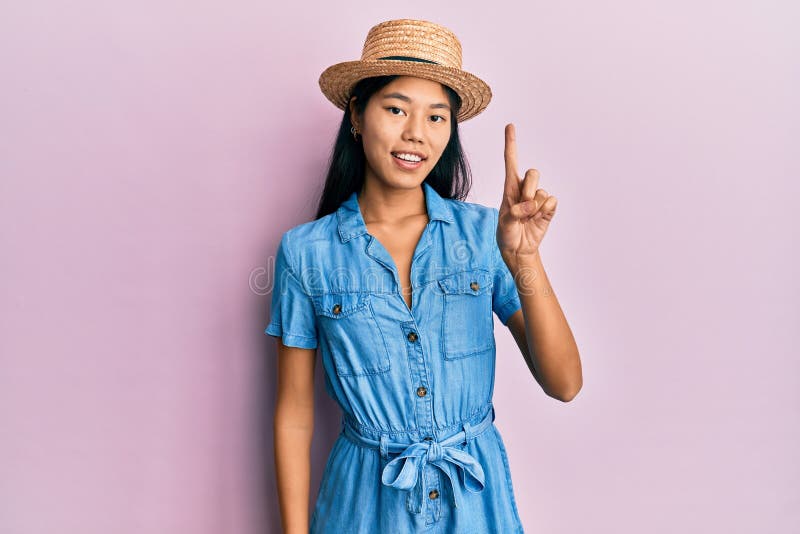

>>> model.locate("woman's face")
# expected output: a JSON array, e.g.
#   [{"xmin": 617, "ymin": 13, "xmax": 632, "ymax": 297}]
[{"xmin": 350, "ymin": 76, "xmax": 453, "ymax": 190}]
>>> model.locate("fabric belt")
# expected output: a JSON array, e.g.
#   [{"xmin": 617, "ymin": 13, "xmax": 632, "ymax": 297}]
[{"xmin": 341, "ymin": 405, "xmax": 496, "ymax": 514}]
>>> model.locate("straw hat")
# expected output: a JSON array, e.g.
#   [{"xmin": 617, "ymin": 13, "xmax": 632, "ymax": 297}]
[{"xmin": 318, "ymin": 19, "xmax": 492, "ymax": 123}]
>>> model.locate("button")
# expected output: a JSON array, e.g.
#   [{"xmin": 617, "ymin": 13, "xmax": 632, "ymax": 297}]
[
  {"xmin": 332, "ymin": 304, "xmax": 342, "ymax": 315},
  {"xmin": 423, "ymin": 436, "xmax": 433, "ymax": 441},
  {"xmin": 416, "ymin": 386, "xmax": 427, "ymax": 397},
  {"xmin": 470, "ymin": 281, "xmax": 480, "ymax": 291},
  {"xmin": 407, "ymin": 331, "xmax": 418, "ymax": 342},
  {"xmin": 429, "ymin": 489, "xmax": 439, "ymax": 499}
]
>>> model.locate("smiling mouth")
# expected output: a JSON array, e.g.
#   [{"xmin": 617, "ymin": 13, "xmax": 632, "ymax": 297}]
[
  {"xmin": 391, "ymin": 152, "xmax": 426, "ymax": 162},
  {"xmin": 391, "ymin": 153, "xmax": 425, "ymax": 169}
]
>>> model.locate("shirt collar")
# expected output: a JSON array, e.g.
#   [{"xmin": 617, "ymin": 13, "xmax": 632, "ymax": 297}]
[{"xmin": 336, "ymin": 181, "xmax": 455, "ymax": 243}]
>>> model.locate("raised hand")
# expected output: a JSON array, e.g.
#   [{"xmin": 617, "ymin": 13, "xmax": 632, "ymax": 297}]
[{"xmin": 497, "ymin": 123, "xmax": 558, "ymax": 270}]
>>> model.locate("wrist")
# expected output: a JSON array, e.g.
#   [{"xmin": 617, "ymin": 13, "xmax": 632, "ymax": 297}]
[{"xmin": 500, "ymin": 249, "xmax": 540, "ymax": 275}]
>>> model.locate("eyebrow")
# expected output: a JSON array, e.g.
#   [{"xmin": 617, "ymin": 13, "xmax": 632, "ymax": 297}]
[{"xmin": 381, "ymin": 92, "xmax": 451, "ymax": 112}]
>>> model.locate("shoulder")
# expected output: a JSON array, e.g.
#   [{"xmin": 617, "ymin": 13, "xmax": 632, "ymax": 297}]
[
  {"xmin": 438, "ymin": 198, "xmax": 498, "ymax": 273},
  {"xmin": 449, "ymin": 197, "xmax": 496, "ymax": 221},
  {"xmin": 444, "ymin": 198, "xmax": 498, "ymax": 239},
  {"xmin": 277, "ymin": 212, "xmax": 338, "ymax": 259}
]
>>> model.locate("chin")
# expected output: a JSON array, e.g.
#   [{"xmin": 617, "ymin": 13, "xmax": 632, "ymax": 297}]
[{"xmin": 386, "ymin": 174, "xmax": 426, "ymax": 189}]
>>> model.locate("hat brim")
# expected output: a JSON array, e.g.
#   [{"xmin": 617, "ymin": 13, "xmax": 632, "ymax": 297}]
[{"xmin": 318, "ymin": 59, "xmax": 492, "ymax": 123}]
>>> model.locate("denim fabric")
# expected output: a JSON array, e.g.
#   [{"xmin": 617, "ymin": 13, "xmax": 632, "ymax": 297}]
[{"xmin": 265, "ymin": 181, "xmax": 524, "ymax": 533}]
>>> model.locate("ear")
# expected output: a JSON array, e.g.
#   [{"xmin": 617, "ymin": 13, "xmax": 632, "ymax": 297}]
[{"xmin": 349, "ymin": 97, "xmax": 359, "ymax": 130}]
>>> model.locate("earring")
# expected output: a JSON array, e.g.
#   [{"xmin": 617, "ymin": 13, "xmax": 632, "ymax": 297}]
[{"xmin": 350, "ymin": 125, "xmax": 359, "ymax": 141}]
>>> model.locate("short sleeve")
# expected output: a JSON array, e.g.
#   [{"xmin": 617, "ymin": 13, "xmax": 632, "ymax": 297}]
[
  {"xmin": 264, "ymin": 232, "xmax": 318, "ymax": 349},
  {"xmin": 490, "ymin": 207, "xmax": 522, "ymax": 325}
]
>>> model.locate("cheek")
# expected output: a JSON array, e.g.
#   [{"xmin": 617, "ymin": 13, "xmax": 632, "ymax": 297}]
[
  {"xmin": 370, "ymin": 144, "xmax": 389, "ymax": 163},
  {"xmin": 434, "ymin": 134, "xmax": 450, "ymax": 155},
  {"xmin": 431, "ymin": 143, "xmax": 448, "ymax": 162},
  {"xmin": 363, "ymin": 143, "xmax": 390, "ymax": 170}
]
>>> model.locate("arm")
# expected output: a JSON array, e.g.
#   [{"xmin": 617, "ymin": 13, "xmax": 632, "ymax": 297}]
[
  {"xmin": 504, "ymin": 249, "xmax": 582, "ymax": 402},
  {"xmin": 506, "ymin": 309, "xmax": 540, "ymax": 384},
  {"xmin": 273, "ymin": 338, "xmax": 317, "ymax": 533},
  {"xmin": 496, "ymin": 123, "xmax": 582, "ymax": 402}
]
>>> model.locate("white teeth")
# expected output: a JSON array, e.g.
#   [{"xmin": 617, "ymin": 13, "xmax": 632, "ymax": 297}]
[{"xmin": 394, "ymin": 153, "xmax": 422, "ymax": 162}]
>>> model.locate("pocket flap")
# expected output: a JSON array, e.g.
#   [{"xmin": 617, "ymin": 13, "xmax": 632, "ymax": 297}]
[
  {"xmin": 437, "ymin": 269, "xmax": 493, "ymax": 295},
  {"xmin": 311, "ymin": 292, "xmax": 368, "ymax": 318}
]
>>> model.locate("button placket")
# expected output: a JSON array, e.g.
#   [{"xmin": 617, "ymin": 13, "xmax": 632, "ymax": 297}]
[
  {"xmin": 402, "ymin": 320, "xmax": 434, "ymax": 442},
  {"xmin": 424, "ymin": 466, "xmax": 442, "ymax": 524}
]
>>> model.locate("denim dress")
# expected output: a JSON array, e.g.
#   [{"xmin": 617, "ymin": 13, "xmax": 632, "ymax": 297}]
[{"xmin": 265, "ymin": 181, "xmax": 525, "ymax": 533}]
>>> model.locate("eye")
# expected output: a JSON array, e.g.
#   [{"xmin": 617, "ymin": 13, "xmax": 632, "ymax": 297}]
[
  {"xmin": 431, "ymin": 115, "xmax": 446, "ymax": 123},
  {"xmin": 386, "ymin": 106, "xmax": 405, "ymax": 116}
]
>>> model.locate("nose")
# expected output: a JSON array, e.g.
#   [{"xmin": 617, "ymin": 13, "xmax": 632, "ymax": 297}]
[{"xmin": 402, "ymin": 113, "xmax": 425, "ymax": 144}]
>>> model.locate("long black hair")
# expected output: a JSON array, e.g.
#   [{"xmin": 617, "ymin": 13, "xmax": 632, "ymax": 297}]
[{"xmin": 313, "ymin": 75, "xmax": 473, "ymax": 220}]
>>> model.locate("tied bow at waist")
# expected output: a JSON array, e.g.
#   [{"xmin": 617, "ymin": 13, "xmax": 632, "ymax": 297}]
[{"xmin": 341, "ymin": 406, "xmax": 496, "ymax": 514}]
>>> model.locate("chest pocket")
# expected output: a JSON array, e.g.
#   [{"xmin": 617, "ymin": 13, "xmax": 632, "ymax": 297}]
[
  {"xmin": 311, "ymin": 292, "xmax": 391, "ymax": 377},
  {"xmin": 437, "ymin": 269, "xmax": 495, "ymax": 360}
]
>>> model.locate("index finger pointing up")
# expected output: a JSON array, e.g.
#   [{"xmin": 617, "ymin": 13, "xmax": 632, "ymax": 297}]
[{"xmin": 504, "ymin": 123, "xmax": 521, "ymax": 200}]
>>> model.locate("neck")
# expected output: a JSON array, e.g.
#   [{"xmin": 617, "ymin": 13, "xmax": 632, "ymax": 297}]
[{"xmin": 357, "ymin": 178, "xmax": 428, "ymax": 225}]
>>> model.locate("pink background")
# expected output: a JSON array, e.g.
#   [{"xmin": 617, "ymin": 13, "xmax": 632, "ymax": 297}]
[{"xmin": 1, "ymin": 1, "xmax": 798, "ymax": 533}]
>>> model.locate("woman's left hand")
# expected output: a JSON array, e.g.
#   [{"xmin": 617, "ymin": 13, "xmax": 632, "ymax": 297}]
[{"xmin": 496, "ymin": 123, "xmax": 558, "ymax": 271}]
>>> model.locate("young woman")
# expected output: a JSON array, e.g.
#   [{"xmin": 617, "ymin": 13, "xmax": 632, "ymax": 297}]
[{"xmin": 266, "ymin": 19, "xmax": 582, "ymax": 533}]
